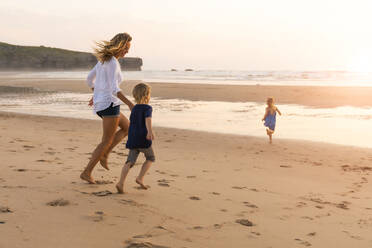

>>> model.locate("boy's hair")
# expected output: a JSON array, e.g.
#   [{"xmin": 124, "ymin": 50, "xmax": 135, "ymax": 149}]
[
  {"xmin": 133, "ymin": 83, "xmax": 151, "ymax": 104},
  {"xmin": 266, "ymin": 97, "xmax": 274, "ymax": 107}
]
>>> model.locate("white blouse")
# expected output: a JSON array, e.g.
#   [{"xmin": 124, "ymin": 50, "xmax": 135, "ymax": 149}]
[{"xmin": 87, "ymin": 57, "xmax": 123, "ymax": 113}]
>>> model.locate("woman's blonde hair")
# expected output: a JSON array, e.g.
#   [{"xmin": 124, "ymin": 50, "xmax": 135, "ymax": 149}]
[
  {"xmin": 94, "ymin": 33, "xmax": 132, "ymax": 63},
  {"xmin": 133, "ymin": 83, "xmax": 151, "ymax": 104}
]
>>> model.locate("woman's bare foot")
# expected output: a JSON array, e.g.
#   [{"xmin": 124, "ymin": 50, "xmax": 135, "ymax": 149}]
[
  {"xmin": 116, "ymin": 183, "xmax": 124, "ymax": 194},
  {"xmin": 80, "ymin": 172, "xmax": 95, "ymax": 184},
  {"xmin": 99, "ymin": 155, "xmax": 109, "ymax": 170},
  {"xmin": 135, "ymin": 178, "xmax": 149, "ymax": 190}
]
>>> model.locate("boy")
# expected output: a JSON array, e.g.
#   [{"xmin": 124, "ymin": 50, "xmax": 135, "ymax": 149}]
[{"xmin": 116, "ymin": 83, "xmax": 155, "ymax": 193}]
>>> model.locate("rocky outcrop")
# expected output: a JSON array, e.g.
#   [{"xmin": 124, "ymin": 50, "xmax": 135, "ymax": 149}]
[{"xmin": 0, "ymin": 42, "xmax": 142, "ymax": 71}]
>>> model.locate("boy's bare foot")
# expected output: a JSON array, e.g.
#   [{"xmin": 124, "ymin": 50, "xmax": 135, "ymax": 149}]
[
  {"xmin": 80, "ymin": 172, "xmax": 95, "ymax": 184},
  {"xmin": 135, "ymin": 178, "xmax": 149, "ymax": 190},
  {"xmin": 99, "ymin": 155, "xmax": 109, "ymax": 170},
  {"xmin": 116, "ymin": 183, "xmax": 124, "ymax": 194}
]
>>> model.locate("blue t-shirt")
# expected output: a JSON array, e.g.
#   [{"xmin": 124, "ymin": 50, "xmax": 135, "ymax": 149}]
[{"xmin": 126, "ymin": 104, "xmax": 153, "ymax": 149}]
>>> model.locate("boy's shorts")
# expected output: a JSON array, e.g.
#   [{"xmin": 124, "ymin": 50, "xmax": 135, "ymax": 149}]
[{"xmin": 126, "ymin": 147, "xmax": 155, "ymax": 167}]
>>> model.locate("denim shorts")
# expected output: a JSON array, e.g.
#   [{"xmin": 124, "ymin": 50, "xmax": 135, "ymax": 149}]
[
  {"xmin": 126, "ymin": 147, "xmax": 155, "ymax": 167},
  {"xmin": 96, "ymin": 103, "xmax": 120, "ymax": 118}
]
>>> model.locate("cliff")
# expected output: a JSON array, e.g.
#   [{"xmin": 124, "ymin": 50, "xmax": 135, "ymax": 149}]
[{"xmin": 0, "ymin": 42, "xmax": 142, "ymax": 71}]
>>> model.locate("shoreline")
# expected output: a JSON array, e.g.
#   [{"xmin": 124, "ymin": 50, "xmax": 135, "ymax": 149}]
[
  {"xmin": 1, "ymin": 78, "xmax": 372, "ymax": 107},
  {"xmin": 1, "ymin": 110, "xmax": 370, "ymax": 150}
]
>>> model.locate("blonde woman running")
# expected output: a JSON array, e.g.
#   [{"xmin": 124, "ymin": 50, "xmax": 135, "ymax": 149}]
[{"xmin": 80, "ymin": 33, "xmax": 134, "ymax": 184}]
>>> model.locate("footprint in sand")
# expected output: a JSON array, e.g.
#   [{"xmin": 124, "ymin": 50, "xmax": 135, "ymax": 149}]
[
  {"xmin": 243, "ymin": 201, "xmax": 258, "ymax": 208},
  {"xmin": 23, "ymin": 145, "xmax": 34, "ymax": 149},
  {"xmin": 0, "ymin": 206, "xmax": 12, "ymax": 213},
  {"xmin": 155, "ymin": 170, "xmax": 167, "ymax": 175},
  {"xmin": 189, "ymin": 196, "xmax": 201, "ymax": 200},
  {"xmin": 90, "ymin": 211, "xmax": 105, "ymax": 222},
  {"xmin": 124, "ymin": 241, "xmax": 169, "ymax": 248},
  {"xmin": 15, "ymin": 169, "xmax": 27, "ymax": 172},
  {"xmin": 214, "ymin": 223, "xmax": 223, "ymax": 229},
  {"xmin": 36, "ymin": 159, "xmax": 52, "ymax": 163},
  {"xmin": 301, "ymin": 216, "xmax": 314, "ymax": 221},
  {"xmin": 294, "ymin": 238, "xmax": 312, "ymax": 246},
  {"xmin": 95, "ymin": 180, "xmax": 113, "ymax": 185},
  {"xmin": 132, "ymin": 234, "xmax": 152, "ymax": 238},
  {"xmin": 47, "ymin": 199, "xmax": 70, "ymax": 207},
  {"xmin": 158, "ymin": 183, "xmax": 170, "ymax": 187},
  {"xmin": 186, "ymin": 175, "xmax": 196, "ymax": 179},
  {"xmin": 118, "ymin": 199, "xmax": 146, "ymax": 208},
  {"xmin": 280, "ymin": 165, "xmax": 292, "ymax": 168},
  {"xmin": 232, "ymin": 186, "xmax": 247, "ymax": 190},
  {"xmin": 342, "ymin": 230, "xmax": 363, "ymax": 240},
  {"xmin": 92, "ymin": 190, "xmax": 112, "ymax": 197},
  {"xmin": 210, "ymin": 192, "xmax": 221, "ymax": 195},
  {"xmin": 236, "ymin": 219, "xmax": 254, "ymax": 227}
]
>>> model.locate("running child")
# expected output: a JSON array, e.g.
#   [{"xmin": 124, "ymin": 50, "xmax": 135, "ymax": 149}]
[
  {"xmin": 116, "ymin": 83, "xmax": 155, "ymax": 193},
  {"xmin": 262, "ymin": 97, "xmax": 281, "ymax": 144}
]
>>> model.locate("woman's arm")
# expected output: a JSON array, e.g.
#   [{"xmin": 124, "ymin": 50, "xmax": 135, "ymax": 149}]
[
  {"xmin": 117, "ymin": 91, "xmax": 134, "ymax": 110},
  {"xmin": 145, "ymin": 117, "xmax": 155, "ymax": 140}
]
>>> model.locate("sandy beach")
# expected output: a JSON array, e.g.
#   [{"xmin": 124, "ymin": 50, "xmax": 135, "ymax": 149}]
[
  {"xmin": 1, "ymin": 112, "xmax": 372, "ymax": 248},
  {"xmin": 1, "ymin": 78, "xmax": 372, "ymax": 247}
]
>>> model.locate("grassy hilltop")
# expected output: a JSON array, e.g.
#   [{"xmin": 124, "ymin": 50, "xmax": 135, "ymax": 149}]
[{"xmin": 0, "ymin": 42, "xmax": 142, "ymax": 71}]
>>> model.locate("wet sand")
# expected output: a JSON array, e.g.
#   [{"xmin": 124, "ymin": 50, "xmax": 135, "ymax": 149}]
[
  {"xmin": 1, "ymin": 111, "xmax": 372, "ymax": 247},
  {"xmin": 2, "ymin": 77, "xmax": 372, "ymax": 107}
]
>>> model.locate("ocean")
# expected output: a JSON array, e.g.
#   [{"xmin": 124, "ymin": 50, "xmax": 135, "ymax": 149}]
[{"xmin": 3, "ymin": 70, "xmax": 372, "ymax": 86}]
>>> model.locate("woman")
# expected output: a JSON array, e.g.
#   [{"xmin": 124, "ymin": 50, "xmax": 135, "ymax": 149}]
[{"xmin": 80, "ymin": 33, "xmax": 134, "ymax": 184}]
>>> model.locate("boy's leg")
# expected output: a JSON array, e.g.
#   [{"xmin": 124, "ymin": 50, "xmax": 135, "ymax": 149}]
[
  {"xmin": 116, "ymin": 149, "xmax": 139, "ymax": 194},
  {"xmin": 135, "ymin": 147, "xmax": 155, "ymax": 190},
  {"xmin": 116, "ymin": 162, "xmax": 132, "ymax": 194},
  {"xmin": 136, "ymin": 160, "xmax": 152, "ymax": 189}
]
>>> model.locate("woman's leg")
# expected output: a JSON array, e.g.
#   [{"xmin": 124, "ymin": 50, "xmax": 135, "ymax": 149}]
[
  {"xmin": 80, "ymin": 117, "xmax": 119, "ymax": 183},
  {"xmin": 100, "ymin": 113, "xmax": 130, "ymax": 169}
]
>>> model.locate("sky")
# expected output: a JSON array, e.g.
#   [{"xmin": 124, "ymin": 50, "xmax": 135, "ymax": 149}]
[{"xmin": 1, "ymin": 0, "xmax": 372, "ymax": 71}]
